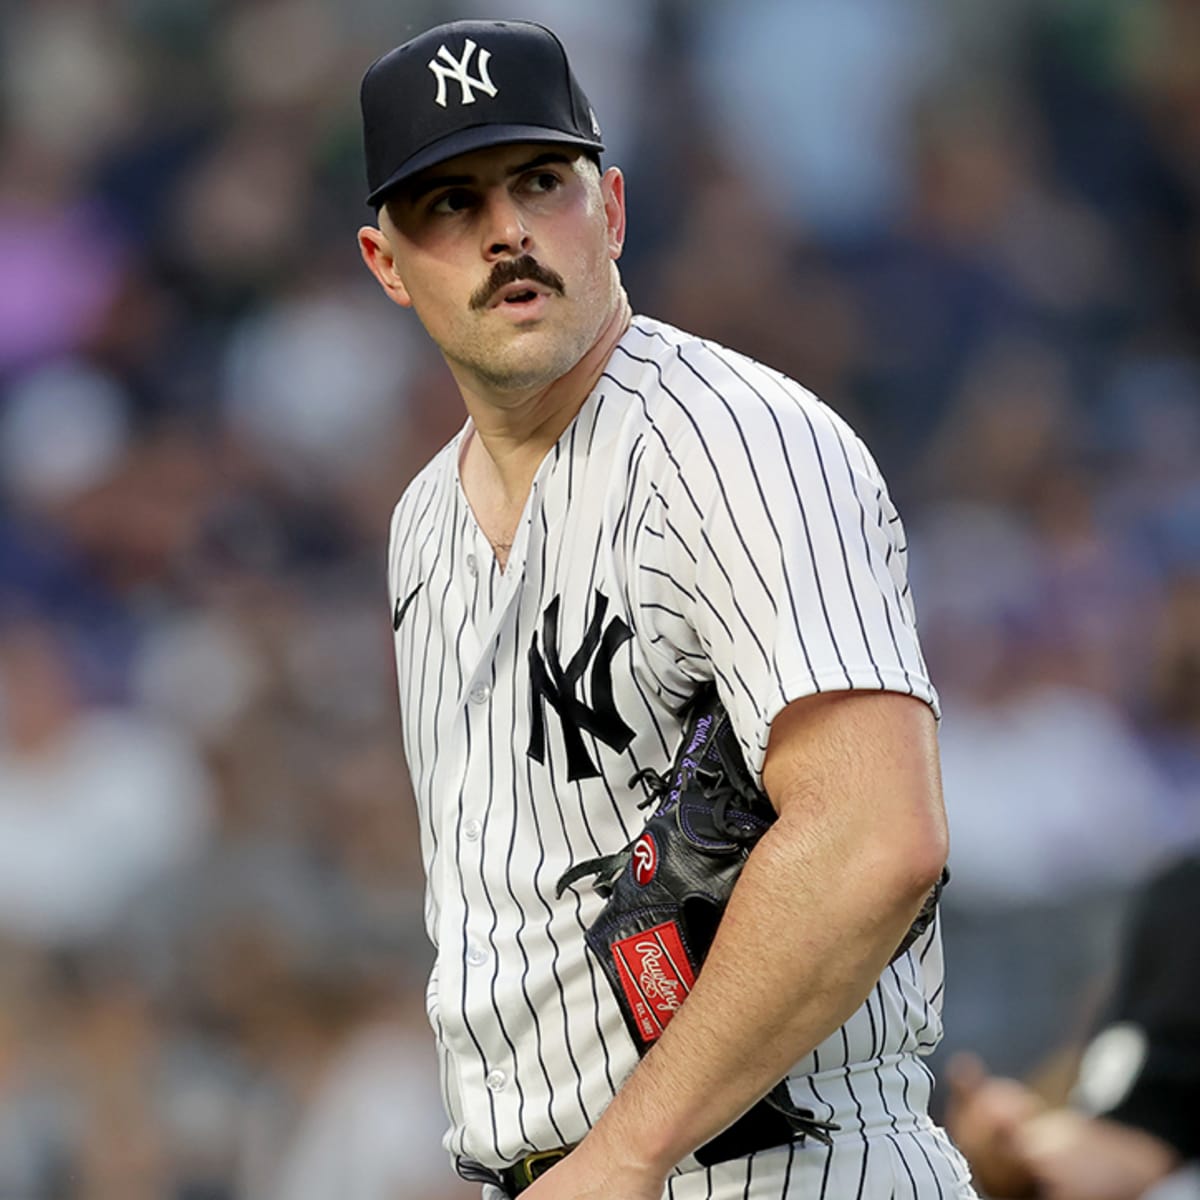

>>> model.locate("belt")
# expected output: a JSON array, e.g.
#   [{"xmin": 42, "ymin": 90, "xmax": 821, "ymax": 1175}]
[
  {"xmin": 500, "ymin": 1147, "xmax": 573, "ymax": 1195},
  {"xmin": 494, "ymin": 1088, "xmax": 828, "ymax": 1192}
]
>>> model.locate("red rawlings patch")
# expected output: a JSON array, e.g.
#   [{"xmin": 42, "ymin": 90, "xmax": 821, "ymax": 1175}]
[
  {"xmin": 611, "ymin": 922, "xmax": 696, "ymax": 1043},
  {"xmin": 631, "ymin": 833, "xmax": 657, "ymax": 885}
]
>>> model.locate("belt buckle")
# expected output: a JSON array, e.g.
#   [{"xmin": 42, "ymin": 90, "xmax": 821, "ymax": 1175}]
[{"xmin": 511, "ymin": 1147, "xmax": 570, "ymax": 1192}]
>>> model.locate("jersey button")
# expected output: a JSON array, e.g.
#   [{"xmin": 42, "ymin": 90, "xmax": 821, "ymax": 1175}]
[
  {"xmin": 485, "ymin": 1069, "xmax": 506, "ymax": 1092},
  {"xmin": 469, "ymin": 683, "xmax": 491, "ymax": 704},
  {"xmin": 463, "ymin": 819, "xmax": 482, "ymax": 841},
  {"xmin": 467, "ymin": 942, "xmax": 488, "ymax": 967},
  {"xmin": 466, "ymin": 553, "xmax": 478, "ymax": 576}
]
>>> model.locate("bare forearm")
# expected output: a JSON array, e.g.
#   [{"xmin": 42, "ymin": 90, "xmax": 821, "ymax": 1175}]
[{"xmin": 581, "ymin": 803, "xmax": 941, "ymax": 1175}]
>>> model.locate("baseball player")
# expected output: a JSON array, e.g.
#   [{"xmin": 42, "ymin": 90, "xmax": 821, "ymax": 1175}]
[{"xmin": 357, "ymin": 19, "xmax": 976, "ymax": 1200}]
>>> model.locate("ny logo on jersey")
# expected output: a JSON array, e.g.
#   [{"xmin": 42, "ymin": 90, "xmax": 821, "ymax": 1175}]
[
  {"xmin": 428, "ymin": 39, "xmax": 498, "ymax": 108},
  {"xmin": 528, "ymin": 590, "xmax": 634, "ymax": 781}
]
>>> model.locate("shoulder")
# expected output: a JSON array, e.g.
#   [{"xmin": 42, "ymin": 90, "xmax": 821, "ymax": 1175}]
[
  {"xmin": 609, "ymin": 316, "xmax": 810, "ymax": 404},
  {"xmin": 612, "ymin": 317, "xmax": 854, "ymax": 438},
  {"xmin": 608, "ymin": 316, "xmax": 876, "ymax": 489}
]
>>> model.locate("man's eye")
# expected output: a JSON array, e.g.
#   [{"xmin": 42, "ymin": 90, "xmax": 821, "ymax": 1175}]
[
  {"xmin": 525, "ymin": 172, "xmax": 561, "ymax": 194},
  {"xmin": 431, "ymin": 189, "xmax": 474, "ymax": 215}
]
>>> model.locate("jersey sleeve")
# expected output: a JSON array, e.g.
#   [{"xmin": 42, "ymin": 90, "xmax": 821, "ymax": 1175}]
[{"xmin": 641, "ymin": 348, "xmax": 937, "ymax": 781}]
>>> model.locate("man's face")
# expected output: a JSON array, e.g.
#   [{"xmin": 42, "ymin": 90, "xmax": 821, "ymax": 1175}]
[{"xmin": 359, "ymin": 143, "xmax": 625, "ymax": 396}]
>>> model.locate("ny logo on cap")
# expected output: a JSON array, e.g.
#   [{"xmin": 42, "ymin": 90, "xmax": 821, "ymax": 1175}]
[{"xmin": 428, "ymin": 39, "xmax": 498, "ymax": 108}]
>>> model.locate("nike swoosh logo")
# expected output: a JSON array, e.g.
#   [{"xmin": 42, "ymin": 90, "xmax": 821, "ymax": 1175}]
[{"xmin": 393, "ymin": 582, "xmax": 424, "ymax": 631}]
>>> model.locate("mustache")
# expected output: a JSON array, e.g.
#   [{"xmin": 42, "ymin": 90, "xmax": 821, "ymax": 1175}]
[{"xmin": 470, "ymin": 255, "xmax": 566, "ymax": 310}]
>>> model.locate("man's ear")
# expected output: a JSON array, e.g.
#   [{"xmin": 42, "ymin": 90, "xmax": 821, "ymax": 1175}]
[
  {"xmin": 358, "ymin": 224, "xmax": 413, "ymax": 308},
  {"xmin": 601, "ymin": 166, "xmax": 626, "ymax": 261}
]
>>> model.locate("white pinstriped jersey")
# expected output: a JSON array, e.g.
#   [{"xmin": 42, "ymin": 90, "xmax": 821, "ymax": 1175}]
[{"xmin": 388, "ymin": 316, "xmax": 975, "ymax": 1198}]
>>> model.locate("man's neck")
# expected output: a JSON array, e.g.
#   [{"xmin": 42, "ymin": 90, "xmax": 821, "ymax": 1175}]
[{"xmin": 458, "ymin": 292, "xmax": 632, "ymax": 508}]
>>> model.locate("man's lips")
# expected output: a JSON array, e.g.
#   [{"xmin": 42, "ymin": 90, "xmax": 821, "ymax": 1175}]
[{"xmin": 488, "ymin": 280, "xmax": 553, "ymax": 309}]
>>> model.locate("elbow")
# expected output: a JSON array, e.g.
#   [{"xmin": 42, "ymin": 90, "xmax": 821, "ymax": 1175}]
[
  {"xmin": 910, "ymin": 819, "xmax": 950, "ymax": 896},
  {"xmin": 878, "ymin": 811, "xmax": 949, "ymax": 911}
]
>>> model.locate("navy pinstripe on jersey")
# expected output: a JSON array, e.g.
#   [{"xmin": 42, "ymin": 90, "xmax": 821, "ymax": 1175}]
[{"xmin": 389, "ymin": 316, "xmax": 973, "ymax": 1198}]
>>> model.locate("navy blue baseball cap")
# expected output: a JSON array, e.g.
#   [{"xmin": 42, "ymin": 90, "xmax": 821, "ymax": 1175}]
[{"xmin": 360, "ymin": 20, "xmax": 605, "ymax": 209}]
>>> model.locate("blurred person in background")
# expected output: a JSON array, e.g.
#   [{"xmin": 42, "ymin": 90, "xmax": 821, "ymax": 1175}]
[
  {"xmin": 945, "ymin": 851, "xmax": 1200, "ymax": 1200},
  {"xmin": 0, "ymin": 619, "xmax": 211, "ymax": 947}
]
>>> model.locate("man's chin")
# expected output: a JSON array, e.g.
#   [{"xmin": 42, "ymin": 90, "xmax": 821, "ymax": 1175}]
[{"xmin": 463, "ymin": 331, "xmax": 587, "ymax": 394}]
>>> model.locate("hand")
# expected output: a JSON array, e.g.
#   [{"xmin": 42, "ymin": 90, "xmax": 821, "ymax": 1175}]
[
  {"xmin": 1016, "ymin": 1110, "xmax": 1181, "ymax": 1200},
  {"xmin": 944, "ymin": 1052, "xmax": 1045, "ymax": 1199},
  {"xmin": 517, "ymin": 1138, "xmax": 667, "ymax": 1200}
]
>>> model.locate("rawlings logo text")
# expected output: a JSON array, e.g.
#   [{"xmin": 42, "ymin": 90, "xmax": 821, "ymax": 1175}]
[
  {"xmin": 635, "ymin": 942, "xmax": 686, "ymax": 1010},
  {"xmin": 611, "ymin": 921, "xmax": 696, "ymax": 1043}
]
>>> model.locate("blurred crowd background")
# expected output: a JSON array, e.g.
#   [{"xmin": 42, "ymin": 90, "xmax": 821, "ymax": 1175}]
[{"xmin": 1, "ymin": 0, "xmax": 1199, "ymax": 1196}]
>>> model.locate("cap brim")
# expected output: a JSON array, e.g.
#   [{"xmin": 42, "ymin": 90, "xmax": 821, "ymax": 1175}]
[{"xmin": 366, "ymin": 124, "xmax": 605, "ymax": 208}]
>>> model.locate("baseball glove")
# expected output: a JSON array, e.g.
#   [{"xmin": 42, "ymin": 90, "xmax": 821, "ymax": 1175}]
[{"xmin": 557, "ymin": 683, "xmax": 946, "ymax": 1166}]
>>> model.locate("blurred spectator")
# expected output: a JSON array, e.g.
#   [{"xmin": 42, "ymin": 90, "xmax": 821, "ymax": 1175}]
[
  {"xmin": 0, "ymin": 361, "xmax": 132, "ymax": 512},
  {"xmin": 946, "ymin": 852, "xmax": 1200, "ymax": 1200},
  {"xmin": 0, "ymin": 5, "xmax": 136, "ymax": 374},
  {"xmin": 0, "ymin": 622, "xmax": 212, "ymax": 947},
  {"xmin": 220, "ymin": 280, "xmax": 425, "ymax": 490},
  {"xmin": 693, "ymin": 0, "xmax": 947, "ymax": 235},
  {"xmin": 0, "ymin": 144, "xmax": 130, "ymax": 378}
]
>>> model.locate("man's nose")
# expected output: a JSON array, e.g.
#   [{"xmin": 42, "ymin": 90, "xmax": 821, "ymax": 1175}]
[{"xmin": 482, "ymin": 191, "xmax": 532, "ymax": 259}]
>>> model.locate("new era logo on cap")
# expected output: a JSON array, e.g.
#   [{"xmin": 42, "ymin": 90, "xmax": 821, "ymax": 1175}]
[{"xmin": 360, "ymin": 19, "xmax": 605, "ymax": 208}]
